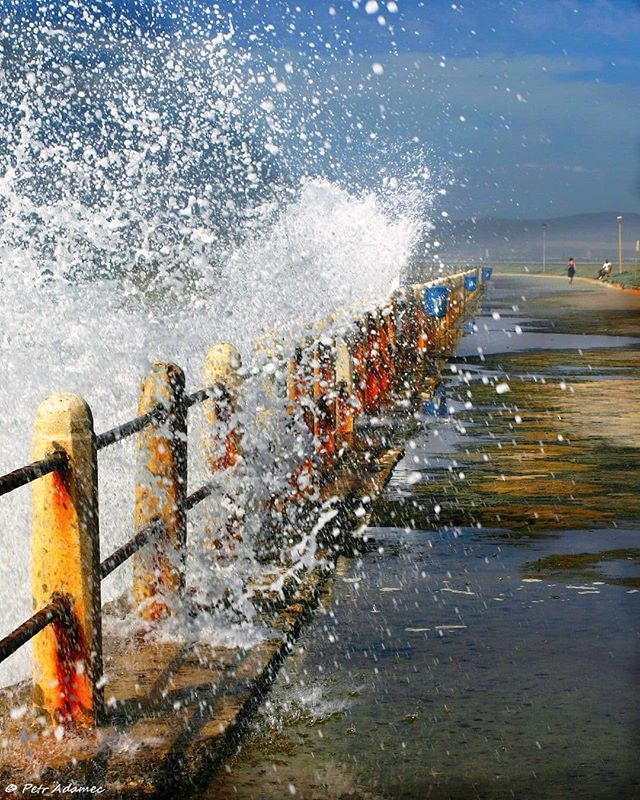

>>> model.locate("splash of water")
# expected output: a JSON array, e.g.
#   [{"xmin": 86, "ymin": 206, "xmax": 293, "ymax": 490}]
[{"xmin": 0, "ymin": 1, "xmax": 439, "ymax": 684}]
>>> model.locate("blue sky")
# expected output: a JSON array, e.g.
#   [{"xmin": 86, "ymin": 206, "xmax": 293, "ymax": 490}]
[
  {"xmin": 195, "ymin": 0, "xmax": 640, "ymax": 218},
  {"xmin": 377, "ymin": 0, "xmax": 640, "ymax": 219},
  {"xmin": 9, "ymin": 0, "xmax": 640, "ymax": 219},
  {"xmin": 297, "ymin": 0, "xmax": 640, "ymax": 219}
]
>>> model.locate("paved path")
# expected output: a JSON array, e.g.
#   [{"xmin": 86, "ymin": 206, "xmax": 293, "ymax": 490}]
[
  {"xmin": 490, "ymin": 273, "xmax": 640, "ymax": 334},
  {"xmin": 204, "ymin": 273, "xmax": 640, "ymax": 800}
]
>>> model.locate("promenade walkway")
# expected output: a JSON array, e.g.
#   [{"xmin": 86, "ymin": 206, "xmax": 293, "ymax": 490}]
[{"xmin": 206, "ymin": 274, "xmax": 640, "ymax": 800}]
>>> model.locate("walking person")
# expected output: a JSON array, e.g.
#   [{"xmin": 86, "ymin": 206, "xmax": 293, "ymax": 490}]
[{"xmin": 567, "ymin": 256, "xmax": 576, "ymax": 284}]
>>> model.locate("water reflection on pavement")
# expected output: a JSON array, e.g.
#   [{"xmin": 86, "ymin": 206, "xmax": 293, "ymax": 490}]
[{"xmin": 206, "ymin": 276, "xmax": 640, "ymax": 800}]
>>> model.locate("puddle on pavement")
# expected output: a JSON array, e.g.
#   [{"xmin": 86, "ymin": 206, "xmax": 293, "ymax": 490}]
[
  {"xmin": 523, "ymin": 547, "xmax": 640, "ymax": 589},
  {"xmin": 377, "ymin": 345, "xmax": 640, "ymax": 536},
  {"xmin": 205, "ymin": 277, "xmax": 640, "ymax": 800}
]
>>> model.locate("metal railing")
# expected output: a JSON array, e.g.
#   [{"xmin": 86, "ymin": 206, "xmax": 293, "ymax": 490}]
[
  {"xmin": 0, "ymin": 268, "xmax": 485, "ymax": 728},
  {"xmin": 0, "ymin": 386, "xmax": 218, "ymax": 663}
]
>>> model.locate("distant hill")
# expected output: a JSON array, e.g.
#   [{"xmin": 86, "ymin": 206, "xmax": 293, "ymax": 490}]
[{"xmin": 424, "ymin": 212, "xmax": 640, "ymax": 265}]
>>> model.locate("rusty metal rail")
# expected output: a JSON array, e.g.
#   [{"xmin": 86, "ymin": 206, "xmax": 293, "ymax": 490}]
[
  {"xmin": 98, "ymin": 480, "xmax": 222, "ymax": 580},
  {"xmin": 96, "ymin": 403, "xmax": 169, "ymax": 450},
  {"xmin": 0, "ymin": 451, "xmax": 68, "ymax": 497},
  {"xmin": 100, "ymin": 518, "xmax": 166, "ymax": 580},
  {"xmin": 0, "ymin": 382, "xmax": 228, "ymax": 666},
  {"xmin": 186, "ymin": 481, "xmax": 219, "ymax": 511},
  {"xmin": 94, "ymin": 383, "xmax": 227, "ymax": 450},
  {"xmin": 0, "ymin": 598, "xmax": 66, "ymax": 664},
  {"xmin": 186, "ymin": 383, "xmax": 228, "ymax": 408},
  {"xmin": 0, "ymin": 364, "xmax": 246, "ymax": 673}
]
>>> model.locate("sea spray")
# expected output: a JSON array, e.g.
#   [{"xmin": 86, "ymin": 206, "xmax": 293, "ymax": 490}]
[{"xmin": 0, "ymin": 1, "xmax": 440, "ymax": 684}]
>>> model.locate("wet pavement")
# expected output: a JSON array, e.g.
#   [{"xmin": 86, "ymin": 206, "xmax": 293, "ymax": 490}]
[{"xmin": 205, "ymin": 275, "xmax": 640, "ymax": 800}]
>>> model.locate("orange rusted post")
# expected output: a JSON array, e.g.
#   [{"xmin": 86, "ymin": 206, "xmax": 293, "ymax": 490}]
[
  {"xmin": 376, "ymin": 310, "xmax": 390, "ymax": 400},
  {"xmin": 422, "ymin": 285, "xmax": 444, "ymax": 356},
  {"xmin": 287, "ymin": 349, "xmax": 302, "ymax": 413},
  {"xmin": 335, "ymin": 336, "xmax": 357, "ymax": 437},
  {"xmin": 314, "ymin": 338, "xmax": 336, "ymax": 459},
  {"xmin": 390, "ymin": 293, "xmax": 403, "ymax": 385},
  {"xmin": 203, "ymin": 344, "xmax": 243, "ymax": 472},
  {"xmin": 410, "ymin": 287, "xmax": 423, "ymax": 352},
  {"xmin": 133, "ymin": 362, "xmax": 187, "ymax": 621},
  {"xmin": 445, "ymin": 278, "xmax": 453, "ymax": 322},
  {"xmin": 32, "ymin": 393, "xmax": 103, "ymax": 727},
  {"xmin": 351, "ymin": 321, "xmax": 367, "ymax": 413},
  {"xmin": 288, "ymin": 344, "xmax": 315, "ymax": 435},
  {"xmin": 393, "ymin": 289, "xmax": 412, "ymax": 383},
  {"xmin": 450, "ymin": 276, "xmax": 462, "ymax": 321},
  {"xmin": 384, "ymin": 303, "xmax": 398, "ymax": 391},
  {"xmin": 410, "ymin": 286, "xmax": 428, "ymax": 357},
  {"xmin": 364, "ymin": 312, "xmax": 381, "ymax": 414}
]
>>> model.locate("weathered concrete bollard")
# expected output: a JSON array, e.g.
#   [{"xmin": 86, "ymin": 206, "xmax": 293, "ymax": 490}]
[
  {"xmin": 384, "ymin": 303, "xmax": 398, "ymax": 392},
  {"xmin": 285, "ymin": 343, "xmax": 317, "ymax": 502},
  {"xmin": 449, "ymin": 276, "xmax": 462, "ymax": 321},
  {"xmin": 133, "ymin": 362, "xmax": 187, "ymax": 621},
  {"xmin": 202, "ymin": 344, "xmax": 244, "ymax": 554},
  {"xmin": 287, "ymin": 344, "xmax": 315, "ymax": 435},
  {"xmin": 393, "ymin": 290, "xmax": 413, "ymax": 384},
  {"xmin": 376, "ymin": 310, "xmax": 391, "ymax": 399},
  {"xmin": 314, "ymin": 338, "xmax": 336, "ymax": 458},
  {"xmin": 364, "ymin": 312, "xmax": 382, "ymax": 414},
  {"xmin": 32, "ymin": 393, "xmax": 103, "ymax": 727},
  {"xmin": 203, "ymin": 344, "xmax": 243, "ymax": 472},
  {"xmin": 335, "ymin": 337, "xmax": 356, "ymax": 436},
  {"xmin": 411, "ymin": 286, "xmax": 430, "ymax": 357},
  {"xmin": 351, "ymin": 321, "xmax": 367, "ymax": 413}
]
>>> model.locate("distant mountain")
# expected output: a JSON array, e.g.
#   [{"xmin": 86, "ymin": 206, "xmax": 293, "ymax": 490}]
[{"xmin": 425, "ymin": 212, "xmax": 640, "ymax": 265}]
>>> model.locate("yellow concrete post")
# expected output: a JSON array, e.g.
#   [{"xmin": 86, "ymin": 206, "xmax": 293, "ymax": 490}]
[
  {"xmin": 335, "ymin": 337, "xmax": 355, "ymax": 436},
  {"xmin": 203, "ymin": 344, "xmax": 243, "ymax": 472},
  {"xmin": 285, "ymin": 342, "xmax": 317, "ymax": 502},
  {"xmin": 32, "ymin": 393, "xmax": 103, "ymax": 727},
  {"xmin": 201, "ymin": 344, "xmax": 243, "ymax": 554},
  {"xmin": 394, "ymin": 289, "xmax": 412, "ymax": 379},
  {"xmin": 133, "ymin": 362, "xmax": 187, "ymax": 621},
  {"xmin": 413, "ymin": 285, "xmax": 430, "ymax": 356},
  {"xmin": 313, "ymin": 338, "xmax": 336, "ymax": 458}
]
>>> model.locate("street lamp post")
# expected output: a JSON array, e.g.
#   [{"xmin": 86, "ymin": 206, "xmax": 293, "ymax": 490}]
[
  {"xmin": 617, "ymin": 215, "xmax": 624, "ymax": 274},
  {"xmin": 541, "ymin": 223, "xmax": 548, "ymax": 273}
]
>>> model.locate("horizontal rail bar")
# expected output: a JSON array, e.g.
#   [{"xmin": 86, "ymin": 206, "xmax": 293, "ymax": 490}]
[
  {"xmin": 186, "ymin": 388, "xmax": 211, "ymax": 407},
  {"xmin": 0, "ymin": 598, "xmax": 65, "ymax": 665},
  {"xmin": 186, "ymin": 382, "xmax": 229, "ymax": 408},
  {"xmin": 0, "ymin": 451, "xmax": 68, "ymax": 497},
  {"xmin": 100, "ymin": 518, "xmax": 165, "ymax": 579},
  {"xmin": 101, "ymin": 478, "xmax": 220, "ymax": 578},
  {"xmin": 95, "ymin": 383, "xmax": 228, "ymax": 452},
  {"xmin": 186, "ymin": 481, "xmax": 218, "ymax": 511},
  {"xmin": 96, "ymin": 403, "xmax": 169, "ymax": 451}
]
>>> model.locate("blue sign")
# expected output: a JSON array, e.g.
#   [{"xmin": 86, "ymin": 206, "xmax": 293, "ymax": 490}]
[
  {"xmin": 482, "ymin": 267, "xmax": 493, "ymax": 281},
  {"xmin": 423, "ymin": 285, "xmax": 450, "ymax": 319},
  {"xmin": 424, "ymin": 393, "xmax": 448, "ymax": 418},
  {"xmin": 465, "ymin": 273, "xmax": 478, "ymax": 292}
]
